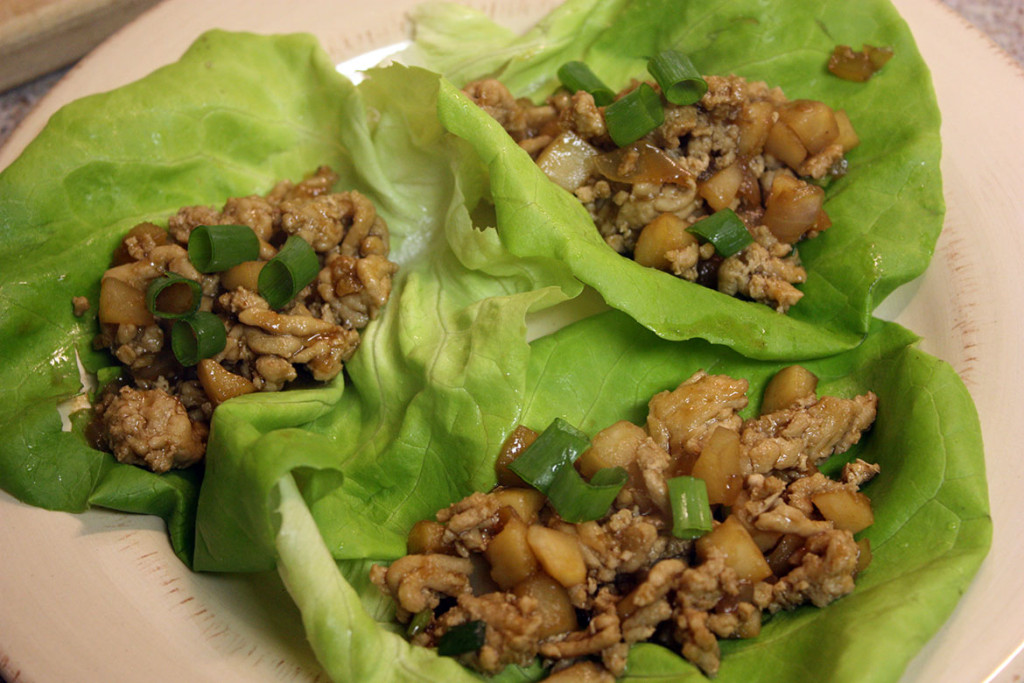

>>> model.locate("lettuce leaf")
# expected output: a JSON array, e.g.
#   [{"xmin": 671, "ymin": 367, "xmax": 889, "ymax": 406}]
[
  {"xmin": 0, "ymin": 30, "xmax": 371, "ymax": 564},
  {"xmin": 408, "ymin": 0, "xmax": 944, "ymax": 359},
  {"xmin": 274, "ymin": 312, "xmax": 989, "ymax": 683}
]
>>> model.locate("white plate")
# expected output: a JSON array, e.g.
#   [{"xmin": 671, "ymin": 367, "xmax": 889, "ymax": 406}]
[{"xmin": 1, "ymin": 0, "xmax": 1022, "ymax": 681}]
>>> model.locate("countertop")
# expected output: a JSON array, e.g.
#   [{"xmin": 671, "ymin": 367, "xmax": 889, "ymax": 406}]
[{"xmin": 0, "ymin": 0, "xmax": 1022, "ymax": 151}]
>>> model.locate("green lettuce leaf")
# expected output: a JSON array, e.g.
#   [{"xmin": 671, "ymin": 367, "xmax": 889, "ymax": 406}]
[
  {"xmin": 0, "ymin": 29, "xmax": 373, "ymax": 564},
  {"xmin": 275, "ymin": 312, "xmax": 988, "ymax": 683},
  {"xmin": 409, "ymin": 0, "xmax": 944, "ymax": 359}
]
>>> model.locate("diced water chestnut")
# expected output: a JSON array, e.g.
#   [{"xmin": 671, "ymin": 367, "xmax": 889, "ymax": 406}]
[
  {"xmin": 761, "ymin": 365, "xmax": 818, "ymax": 414},
  {"xmin": 834, "ymin": 110, "xmax": 860, "ymax": 152},
  {"xmin": 737, "ymin": 100, "xmax": 776, "ymax": 157},
  {"xmin": 512, "ymin": 572, "xmax": 578, "ymax": 637},
  {"xmin": 197, "ymin": 359, "xmax": 256, "ymax": 406},
  {"xmin": 696, "ymin": 515, "xmax": 772, "ymax": 582},
  {"xmin": 633, "ymin": 214, "xmax": 699, "ymax": 271},
  {"xmin": 495, "ymin": 425, "xmax": 538, "ymax": 487},
  {"xmin": 492, "ymin": 487, "xmax": 546, "ymax": 524},
  {"xmin": 764, "ymin": 120, "xmax": 808, "ymax": 169},
  {"xmin": 691, "ymin": 426, "xmax": 743, "ymax": 505},
  {"xmin": 699, "ymin": 164, "xmax": 745, "ymax": 212},
  {"xmin": 812, "ymin": 489, "xmax": 875, "ymax": 533},
  {"xmin": 405, "ymin": 519, "xmax": 447, "ymax": 555},
  {"xmin": 98, "ymin": 277, "xmax": 155, "ymax": 325},
  {"xmin": 762, "ymin": 174, "xmax": 825, "ymax": 243},
  {"xmin": 220, "ymin": 260, "xmax": 265, "ymax": 292},
  {"xmin": 777, "ymin": 100, "xmax": 840, "ymax": 155},
  {"xmin": 486, "ymin": 516, "xmax": 539, "ymax": 589},
  {"xmin": 526, "ymin": 525, "xmax": 587, "ymax": 588}
]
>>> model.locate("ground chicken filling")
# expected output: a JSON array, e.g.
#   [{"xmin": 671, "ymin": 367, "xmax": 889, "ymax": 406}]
[
  {"xmin": 463, "ymin": 75, "xmax": 859, "ymax": 313},
  {"xmin": 85, "ymin": 166, "xmax": 398, "ymax": 473},
  {"xmin": 372, "ymin": 366, "xmax": 878, "ymax": 679}
]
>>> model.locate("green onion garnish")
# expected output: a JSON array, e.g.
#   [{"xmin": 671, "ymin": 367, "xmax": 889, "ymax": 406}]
[
  {"xmin": 437, "ymin": 620, "xmax": 487, "ymax": 656},
  {"xmin": 604, "ymin": 83, "xmax": 665, "ymax": 147},
  {"xmin": 145, "ymin": 274, "xmax": 202, "ymax": 319},
  {"xmin": 508, "ymin": 418, "xmax": 590, "ymax": 494},
  {"xmin": 188, "ymin": 224, "xmax": 260, "ymax": 273},
  {"xmin": 170, "ymin": 311, "xmax": 227, "ymax": 366},
  {"xmin": 508, "ymin": 418, "xmax": 626, "ymax": 523},
  {"xmin": 548, "ymin": 463, "xmax": 628, "ymax": 523},
  {"xmin": 557, "ymin": 61, "xmax": 615, "ymax": 106},
  {"xmin": 686, "ymin": 208, "xmax": 753, "ymax": 257},
  {"xmin": 407, "ymin": 609, "xmax": 432, "ymax": 638},
  {"xmin": 668, "ymin": 475, "xmax": 713, "ymax": 539},
  {"xmin": 647, "ymin": 49, "xmax": 708, "ymax": 105},
  {"xmin": 258, "ymin": 235, "xmax": 320, "ymax": 309}
]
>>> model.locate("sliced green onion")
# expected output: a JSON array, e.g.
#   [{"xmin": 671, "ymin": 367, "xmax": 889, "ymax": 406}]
[
  {"xmin": 188, "ymin": 224, "xmax": 260, "ymax": 273},
  {"xmin": 407, "ymin": 609, "xmax": 432, "ymax": 638},
  {"xmin": 604, "ymin": 83, "xmax": 665, "ymax": 147},
  {"xmin": 258, "ymin": 235, "xmax": 319, "ymax": 309},
  {"xmin": 647, "ymin": 49, "xmax": 708, "ymax": 105},
  {"xmin": 437, "ymin": 620, "xmax": 486, "ymax": 657},
  {"xmin": 507, "ymin": 418, "xmax": 625, "ymax": 523},
  {"xmin": 170, "ymin": 311, "xmax": 226, "ymax": 366},
  {"xmin": 548, "ymin": 464, "xmax": 628, "ymax": 523},
  {"xmin": 668, "ymin": 475, "xmax": 713, "ymax": 539},
  {"xmin": 145, "ymin": 274, "xmax": 202, "ymax": 319},
  {"xmin": 507, "ymin": 417, "xmax": 590, "ymax": 494},
  {"xmin": 557, "ymin": 61, "xmax": 614, "ymax": 106},
  {"xmin": 686, "ymin": 209, "xmax": 753, "ymax": 257}
]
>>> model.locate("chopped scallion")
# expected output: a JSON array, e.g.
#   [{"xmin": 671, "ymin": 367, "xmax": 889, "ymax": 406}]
[
  {"xmin": 647, "ymin": 49, "xmax": 708, "ymax": 105},
  {"xmin": 407, "ymin": 609, "xmax": 432, "ymax": 638},
  {"xmin": 145, "ymin": 274, "xmax": 202, "ymax": 319},
  {"xmin": 557, "ymin": 61, "xmax": 615, "ymax": 106},
  {"xmin": 668, "ymin": 475, "xmax": 713, "ymax": 539},
  {"xmin": 188, "ymin": 224, "xmax": 260, "ymax": 273},
  {"xmin": 686, "ymin": 209, "xmax": 753, "ymax": 257},
  {"xmin": 547, "ymin": 464, "xmax": 628, "ymax": 523},
  {"xmin": 258, "ymin": 235, "xmax": 319, "ymax": 309},
  {"xmin": 437, "ymin": 620, "xmax": 486, "ymax": 656},
  {"xmin": 508, "ymin": 418, "xmax": 625, "ymax": 523},
  {"xmin": 604, "ymin": 83, "xmax": 665, "ymax": 147},
  {"xmin": 507, "ymin": 417, "xmax": 590, "ymax": 494},
  {"xmin": 170, "ymin": 311, "xmax": 227, "ymax": 366}
]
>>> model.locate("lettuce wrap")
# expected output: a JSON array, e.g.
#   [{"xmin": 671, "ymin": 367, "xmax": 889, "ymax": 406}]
[
  {"xmin": 405, "ymin": 0, "xmax": 945, "ymax": 359},
  {"xmin": 0, "ymin": 1, "xmax": 987, "ymax": 682}
]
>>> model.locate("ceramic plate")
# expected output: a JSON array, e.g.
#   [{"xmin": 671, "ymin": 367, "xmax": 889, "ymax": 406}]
[{"xmin": 1, "ymin": 0, "xmax": 1022, "ymax": 681}]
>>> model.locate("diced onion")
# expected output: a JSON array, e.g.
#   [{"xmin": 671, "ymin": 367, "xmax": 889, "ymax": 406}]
[
  {"xmin": 828, "ymin": 44, "xmax": 894, "ymax": 82},
  {"xmin": 592, "ymin": 141, "xmax": 691, "ymax": 186}
]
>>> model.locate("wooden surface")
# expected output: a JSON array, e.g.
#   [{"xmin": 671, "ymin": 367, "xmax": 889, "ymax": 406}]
[{"xmin": 0, "ymin": 0, "xmax": 160, "ymax": 91}]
